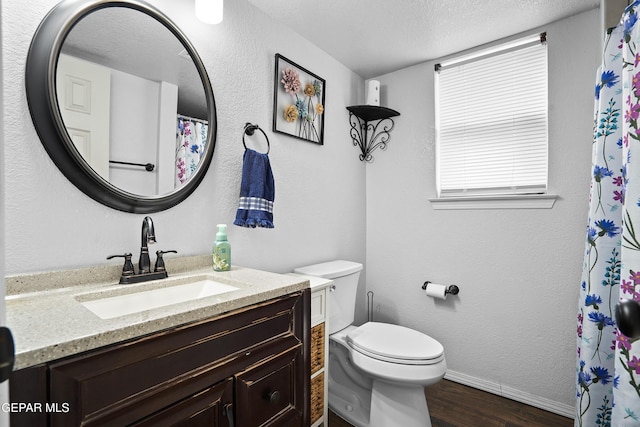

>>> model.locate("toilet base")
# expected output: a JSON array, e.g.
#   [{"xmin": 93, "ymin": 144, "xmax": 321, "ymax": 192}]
[
  {"xmin": 329, "ymin": 378, "xmax": 433, "ymax": 427},
  {"xmin": 328, "ymin": 340, "xmax": 372, "ymax": 427},
  {"xmin": 328, "ymin": 387, "xmax": 370, "ymax": 427},
  {"xmin": 369, "ymin": 380, "xmax": 431, "ymax": 427}
]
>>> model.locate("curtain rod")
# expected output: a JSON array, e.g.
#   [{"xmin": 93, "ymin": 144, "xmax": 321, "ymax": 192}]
[{"xmin": 177, "ymin": 113, "xmax": 208, "ymax": 124}]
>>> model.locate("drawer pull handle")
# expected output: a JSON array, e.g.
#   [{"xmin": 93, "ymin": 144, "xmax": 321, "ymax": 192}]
[
  {"xmin": 223, "ymin": 403, "xmax": 234, "ymax": 427},
  {"xmin": 266, "ymin": 390, "xmax": 281, "ymax": 404}
]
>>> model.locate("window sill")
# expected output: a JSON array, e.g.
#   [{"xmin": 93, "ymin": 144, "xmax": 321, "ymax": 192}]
[{"xmin": 428, "ymin": 194, "xmax": 558, "ymax": 210}]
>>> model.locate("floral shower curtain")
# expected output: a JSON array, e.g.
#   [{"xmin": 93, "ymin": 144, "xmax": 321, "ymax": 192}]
[
  {"xmin": 576, "ymin": 4, "xmax": 640, "ymax": 425},
  {"xmin": 175, "ymin": 116, "xmax": 208, "ymax": 187}
]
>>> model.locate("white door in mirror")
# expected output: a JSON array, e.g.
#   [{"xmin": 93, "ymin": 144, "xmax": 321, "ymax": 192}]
[{"xmin": 56, "ymin": 53, "xmax": 111, "ymax": 180}]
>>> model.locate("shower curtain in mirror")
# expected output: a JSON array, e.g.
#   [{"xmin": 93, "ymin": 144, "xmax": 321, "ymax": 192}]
[
  {"xmin": 175, "ymin": 116, "xmax": 208, "ymax": 187},
  {"xmin": 576, "ymin": 4, "xmax": 640, "ymax": 425}
]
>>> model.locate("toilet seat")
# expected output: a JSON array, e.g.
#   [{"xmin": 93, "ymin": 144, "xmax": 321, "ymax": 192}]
[{"xmin": 347, "ymin": 322, "xmax": 444, "ymax": 365}]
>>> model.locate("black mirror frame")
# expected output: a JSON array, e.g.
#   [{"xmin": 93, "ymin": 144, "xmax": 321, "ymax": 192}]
[{"xmin": 26, "ymin": 0, "xmax": 217, "ymax": 213}]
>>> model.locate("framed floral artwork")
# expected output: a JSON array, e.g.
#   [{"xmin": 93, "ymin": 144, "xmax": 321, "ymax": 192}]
[{"xmin": 273, "ymin": 54, "xmax": 325, "ymax": 145}]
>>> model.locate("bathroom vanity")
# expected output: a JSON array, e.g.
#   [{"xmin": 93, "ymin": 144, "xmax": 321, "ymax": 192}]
[{"xmin": 6, "ymin": 256, "xmax": 311, "ymax": 426}]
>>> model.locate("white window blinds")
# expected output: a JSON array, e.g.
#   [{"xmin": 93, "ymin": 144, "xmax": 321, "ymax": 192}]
[{"xmin": 435, "ymin": 33, "xmax": 548, "ymax": 197}]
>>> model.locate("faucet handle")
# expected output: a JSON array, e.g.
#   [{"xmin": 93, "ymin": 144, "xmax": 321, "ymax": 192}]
[
  {"xmin": 107, "ymin": 253, "xmax": 135, "ymax": 276},
  {"xmin": 154, "ymin": 250, "xmax": 177, "ymax": 272}
]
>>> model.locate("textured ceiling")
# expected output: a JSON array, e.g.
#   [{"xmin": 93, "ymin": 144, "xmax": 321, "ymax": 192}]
[{"xmin": 248, "ymin": 0, "xmax": 601, "ymax": 79}]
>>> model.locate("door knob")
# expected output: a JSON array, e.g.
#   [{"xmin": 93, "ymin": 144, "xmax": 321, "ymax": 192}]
[{"xmin": 616, "ymin": 299, "xmax": 640, "ymax": 339}]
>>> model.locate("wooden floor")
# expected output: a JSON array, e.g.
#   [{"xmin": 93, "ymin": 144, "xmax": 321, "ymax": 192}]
[{"xmin": 327, "ymin": 379, "xmax": 572, "ymax": 427}]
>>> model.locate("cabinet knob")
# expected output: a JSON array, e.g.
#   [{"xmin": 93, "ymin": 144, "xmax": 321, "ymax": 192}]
[
  {"xmin": 266, "ymin": 390, "xmax": 280, "ymax": 404},
  {"xmin": 329, "ymin": 285, "xmax": 336, "ymax": 292}
]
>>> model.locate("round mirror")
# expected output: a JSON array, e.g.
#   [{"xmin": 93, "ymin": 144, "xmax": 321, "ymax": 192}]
[{"xmin": 26, "ymin": 0, "xmax": 217, "ymax": 213}]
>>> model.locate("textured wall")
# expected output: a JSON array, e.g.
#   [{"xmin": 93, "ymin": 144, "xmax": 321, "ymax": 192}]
[
  {"xmin": 365, "ymin": 9, "xmax": 599, "ymax": 411},
  {"xmin": 3, "ymin": 0, "xmax": 366, "ymax": 281}
]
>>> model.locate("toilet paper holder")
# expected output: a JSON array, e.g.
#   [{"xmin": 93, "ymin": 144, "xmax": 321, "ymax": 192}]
[{"xmin": 422, "ymin": 281, "xmax": 460, "ymax": 295}]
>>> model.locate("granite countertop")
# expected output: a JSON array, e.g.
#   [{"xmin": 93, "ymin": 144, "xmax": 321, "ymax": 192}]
[{"xmin": 5, "ymin": 255, "xmax": 309, "ymax": 370}]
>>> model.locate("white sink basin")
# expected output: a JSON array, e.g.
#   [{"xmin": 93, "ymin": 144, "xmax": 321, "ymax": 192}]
[{"xmin": 79, "ymin": 279, "xmax": 239, "ymax": 319}]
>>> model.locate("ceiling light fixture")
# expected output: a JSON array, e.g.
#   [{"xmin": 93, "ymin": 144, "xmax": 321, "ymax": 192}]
[{"xmin": 195, "ymin": 0, "xmax": 223, "ymax": 24}]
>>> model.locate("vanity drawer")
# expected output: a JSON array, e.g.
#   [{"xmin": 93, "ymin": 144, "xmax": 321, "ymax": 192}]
[{"xmin": 235, "ymin": 345, "xmax": 303, "ymax": 426}]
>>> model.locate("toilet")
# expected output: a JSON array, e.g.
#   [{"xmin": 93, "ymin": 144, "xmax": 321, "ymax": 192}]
[{"xmin": 293, "ymin": 260, "xmax": 446, "ymax": 427}]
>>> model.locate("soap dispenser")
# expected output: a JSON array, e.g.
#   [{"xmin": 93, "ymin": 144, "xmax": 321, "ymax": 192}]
[{"xmin": 213, "ymin": 224, "xmax": 231, "ymax": 271}]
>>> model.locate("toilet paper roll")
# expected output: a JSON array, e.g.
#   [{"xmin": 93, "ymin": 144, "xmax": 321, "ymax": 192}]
[
  {"xmin": 425, "ymin": 283, "xmax": 448, "ymax": 300},
  {"xmin": 366, "ymin": 80, "xmax": 380, "ymax": 106}
]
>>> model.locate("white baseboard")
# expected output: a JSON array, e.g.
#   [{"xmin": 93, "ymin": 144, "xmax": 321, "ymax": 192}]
[{"xmin": 443, "ymin": 370, "xmax": 575, "ymax": 419}]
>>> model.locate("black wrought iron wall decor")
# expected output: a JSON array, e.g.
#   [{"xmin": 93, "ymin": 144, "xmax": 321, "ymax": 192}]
[{"xmin": 347, "ymin": 105, "xmax": 400, "ymax": 162}]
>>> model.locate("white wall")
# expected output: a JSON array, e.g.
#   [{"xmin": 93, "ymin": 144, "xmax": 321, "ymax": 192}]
[
  {"xmin": 109, "ymin": 68, "xmax": 161, "ymax": 195},
  {"xmin": 157, "ymin": 81, "xmax": 179, "ymax": 194},
  {"xmin": 365, "ymin": 9, "xmax": 599, "ymax": 412},
  {"xmin": 2, "ymin": 0, "xmax": 366, "ymax": 279}
]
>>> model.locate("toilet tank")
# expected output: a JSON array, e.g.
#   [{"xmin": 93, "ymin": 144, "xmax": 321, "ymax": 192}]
[{"xmin": 293, "ymin": 260, "xmax": 363, "ymax": 334}]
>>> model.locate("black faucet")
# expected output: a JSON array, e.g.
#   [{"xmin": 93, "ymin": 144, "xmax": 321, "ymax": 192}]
[
  {"xmin": 138, "ymin": 216, "xmax": 156, "ymax": 274},
  {"xmin": 107, "ymin": 217, "xmax": 177, "ymax": 284}
]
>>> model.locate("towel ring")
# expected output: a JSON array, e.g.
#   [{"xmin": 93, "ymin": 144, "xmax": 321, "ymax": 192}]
[{"xmin": 243, "ymin": 122, "xmax": 270, "ymax": 154}]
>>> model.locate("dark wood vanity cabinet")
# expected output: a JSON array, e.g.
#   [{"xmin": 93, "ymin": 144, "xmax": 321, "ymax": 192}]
[{"xmin": 10, "ymin": 290, "xmax": 311, "ymax": 427}]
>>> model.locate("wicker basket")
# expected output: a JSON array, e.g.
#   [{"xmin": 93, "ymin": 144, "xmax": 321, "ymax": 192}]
[
  {"xmin": 311, "ymin": 372, "xmax": 325, "ymax": 424},
  {"xmin": 311, "ymin": 323, "xmax": 325, "ymax": 375}
]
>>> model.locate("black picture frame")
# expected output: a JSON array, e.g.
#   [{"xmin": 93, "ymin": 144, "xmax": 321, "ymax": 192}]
[{"xmin": 273, "ymin": 54, "xmax": 325, "ymax": 145}]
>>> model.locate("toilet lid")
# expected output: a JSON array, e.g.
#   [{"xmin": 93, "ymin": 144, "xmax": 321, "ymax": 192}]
[{"xmin": 346, "ymin": 322, "xmax": 444, "ymax": 364}]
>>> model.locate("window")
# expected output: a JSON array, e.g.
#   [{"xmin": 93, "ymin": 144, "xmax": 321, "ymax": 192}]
[{"xmin": 434, "ymin": 33, "xmax": 549, "ymax": 202}]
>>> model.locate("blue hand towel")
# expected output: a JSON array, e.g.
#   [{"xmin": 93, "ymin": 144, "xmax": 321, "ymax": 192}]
[{"xmin": 234, "ymin": 149, "xmax": 275, "ymax": 228}]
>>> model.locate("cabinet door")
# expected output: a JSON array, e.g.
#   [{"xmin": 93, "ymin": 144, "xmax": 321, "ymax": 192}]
[
  {"xmin": 9, "ymin": 364, "xmax": 47, "ymax": 427},
  {"xmin": 132, "ymin": 377, "xmax": 233, "ymax": 427},
  {"xmin": 235, "ymin": 346, "xmax": 304, "ymax": 427}
]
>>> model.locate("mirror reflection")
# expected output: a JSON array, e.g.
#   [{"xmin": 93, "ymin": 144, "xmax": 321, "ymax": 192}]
[{"xmin": 58, "ymin": 6, "xmax": 210, "ymax": 196}]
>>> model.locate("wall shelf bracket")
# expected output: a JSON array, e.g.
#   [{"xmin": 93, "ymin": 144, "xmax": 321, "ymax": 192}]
[{"xmin": 347, "ymin": 105, "xmax": 400, "ymax": 162}]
